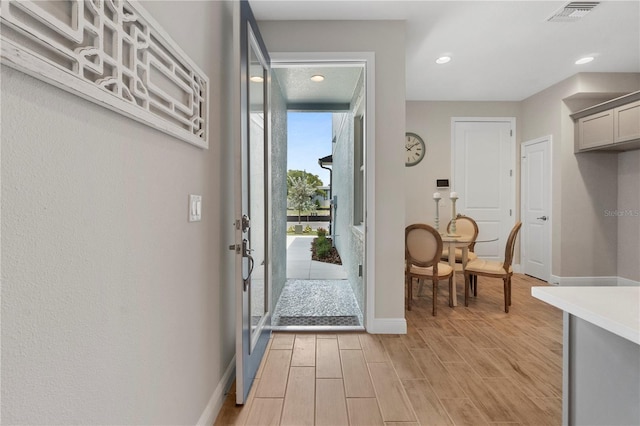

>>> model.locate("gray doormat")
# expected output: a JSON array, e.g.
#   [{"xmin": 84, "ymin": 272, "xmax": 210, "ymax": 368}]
[{"xmin": 276, "ymin": 315, "xmax": 360, "ymax": 326}]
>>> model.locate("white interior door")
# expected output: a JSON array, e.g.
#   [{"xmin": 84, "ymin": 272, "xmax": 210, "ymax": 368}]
[
  {"xmin": 233, "ymin": 0, "xmax": 271, "ymax": 405},
  {"xmin": 521, "ymin": 136, "xmax": 551, "ymax": 282},
  {"xmin": 452, "ymin": 119, "xmax": 515, "ymax": 261}
]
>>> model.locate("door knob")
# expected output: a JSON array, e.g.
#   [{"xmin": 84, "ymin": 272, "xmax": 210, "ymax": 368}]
[{"xmin": 537, "ymin": 216, "xmax": 548, "ymax": 221}]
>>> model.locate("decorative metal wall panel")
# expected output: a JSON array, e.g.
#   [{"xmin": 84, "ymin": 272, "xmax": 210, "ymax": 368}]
[{"xmin": 1, "ymin": 0, "xmax": 209, "ymax": 148}]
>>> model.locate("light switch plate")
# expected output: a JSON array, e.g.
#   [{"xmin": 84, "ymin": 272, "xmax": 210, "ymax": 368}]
[{"xmin": 189, "ymin": 194, "xmax": 202, "ymax": 222}]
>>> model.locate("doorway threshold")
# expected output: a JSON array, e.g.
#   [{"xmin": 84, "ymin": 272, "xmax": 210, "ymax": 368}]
[
  {"xmin": 270, "ymin": 325, "xmax": 365, "ymax": 332},
  {"xmin": 273, "ymin": 279, "xmax": 364, "ymax": 328}
]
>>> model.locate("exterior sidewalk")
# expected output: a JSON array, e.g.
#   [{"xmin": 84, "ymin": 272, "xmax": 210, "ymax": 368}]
[{"xmin": 286, "ymin": 235, "xmax": 347, "ymax": 280}]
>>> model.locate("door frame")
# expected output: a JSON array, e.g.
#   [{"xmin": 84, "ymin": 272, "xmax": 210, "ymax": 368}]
[
  {"xmin": 450, "ymin": 117, "xmax": 517, "ymax": 260},
  {"xmin": 520, "ymin": 135, "xmax": 553, "ymax": 282},
  {"xmin": 270, "ymin": 51, "xmax": 376, "ymax": 330}
]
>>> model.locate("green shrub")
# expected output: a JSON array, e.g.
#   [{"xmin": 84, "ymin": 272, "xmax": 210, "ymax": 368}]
[
  {"xmin": 287, "ymin": 226, "xmax": 295, "ymax": 233},
  {"xmin": 317, "ymin": 227, "xmax": 327, "ymax": 238},
  {"xmin": 303, "ymin": 225, "xmax": 312, "ymax": 233},
  {"xmin": 315, "ymin": 237, "xmax": 331, "ymax": 258}
]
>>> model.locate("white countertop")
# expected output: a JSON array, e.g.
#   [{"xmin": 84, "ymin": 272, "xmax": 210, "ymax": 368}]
[{"xmin": 532, "ymin": 286, "xmax": 640, "ymax": 345}]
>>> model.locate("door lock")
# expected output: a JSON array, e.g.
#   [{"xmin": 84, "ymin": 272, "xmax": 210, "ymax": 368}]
[
  {"xmin": 241, "ymin": 215, "xmax": 251, "ymax": 233},
  {"xmin": 537, "ymin": 216, "xmax": 548, "ymax": 221}
]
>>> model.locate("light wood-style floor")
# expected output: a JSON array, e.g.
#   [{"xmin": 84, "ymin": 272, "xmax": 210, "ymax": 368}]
[{"xmin": 215, "ymin": 274, "xmax": 562, "ymax": 425}]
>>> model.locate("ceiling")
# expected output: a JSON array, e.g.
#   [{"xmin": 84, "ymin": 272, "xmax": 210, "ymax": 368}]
[
  {"xmin": 273, "ymin": 66, "xmax": 363, "ymax": 109},
  {"xmin": 251, "ymin": 0, "xmax": 640, "ymax": 102}
]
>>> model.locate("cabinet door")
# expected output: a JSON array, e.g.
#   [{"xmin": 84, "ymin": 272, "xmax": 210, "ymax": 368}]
[
  {"xmin": 614, "ymin": 100, "xmax": 640, "ymax": 144},
  {"xmin": 578, "ymin": 110, "xmax": 614, "ymax": 150}
]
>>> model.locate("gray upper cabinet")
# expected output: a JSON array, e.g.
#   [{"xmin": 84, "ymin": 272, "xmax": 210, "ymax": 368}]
[
  {"xmin": 572, "ymin": 91, "xmax": 640, "ymax": 153},
  {"xmin": 578, "ymin": 110, "xmax": 614, "ymax": 150},
  {"xmin": 614, "ymin": 100, "xmax": 640, "ymax": 144}
]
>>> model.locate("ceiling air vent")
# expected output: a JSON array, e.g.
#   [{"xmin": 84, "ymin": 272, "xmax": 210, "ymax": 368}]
[{"xmin": 547, "ymin": 2, "xmax": 600, "ymax": 22}]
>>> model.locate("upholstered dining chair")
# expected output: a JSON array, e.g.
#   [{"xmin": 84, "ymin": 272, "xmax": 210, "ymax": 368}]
[
  {"xmin": 405, "ymin": 224, "xmax": 454, "ymax": 315},
  {"xmin": 463, "ymin": 221, "xmax": 522, "ymax": 313},
  {"xmin": 442, "ymin": 214, "xmax": 479, "ymax": 294},
  {"xmin": 442, "ymin": 214, "xmax": 479, "ymax": 261}
]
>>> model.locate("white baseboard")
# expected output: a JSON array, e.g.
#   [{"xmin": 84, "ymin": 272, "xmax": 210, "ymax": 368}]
[
  {"xmin": 549, "ymin": 275, "xmax": 561, "ymax": 285},
  {"xmin": 197, "ymin": 356, "xmax": 235, "ymax": 426},
  {"xmin": 367, "ymin": 317, "xmax": 407, "ymax": 334},
  {"xmin": 618, "ymin": 277, "xmax": 640, "ymax": 286},
  {"xmin": 550, "ymin": 275, "xmax": 619, "ymax": 287}
]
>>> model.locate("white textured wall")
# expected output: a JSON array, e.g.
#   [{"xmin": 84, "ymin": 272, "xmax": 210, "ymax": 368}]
[
  {"xmin": 271, "ymin": 73, "xmax": 288, "ymax": 305},
  {"xmin": 1, "ymin": 1, "xmax": 236, "ymax": 423},
  {"xmin": 332, "ymin": 110, "xmax": 365, "ymax": 313},
  {"xmin": 258, "ymin": 20, "xmax": 406, "ymax": 322}
]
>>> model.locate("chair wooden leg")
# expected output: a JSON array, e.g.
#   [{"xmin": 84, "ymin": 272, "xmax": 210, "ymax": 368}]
[
  {"xmin": 473, "ymin": 275, "xmax": 478, "ymax": 297},
  {"xmin": 508, "ymin": 276, "xmax": 512, "ymax": 306},
  {"xmin": 503, "ymin": 277, "xmax": 509, "ymax": 313},
  {"xmin": 406, "ymin": 275, "xmax": 412, "ymax": 311},
  {"xmin": 432, "ymin": 279, "xmax": 438, "ymax": 316},
  {"xmin": 404, "ymin": 275, "xmax": 408, "ymax": 310},
  {"xmin": 448, "ymin": 275, "xmax": 453, "ymax": 307},
  {"xmin": 464, "ymin": 273, "xmax": 470, "ymax": 307}
]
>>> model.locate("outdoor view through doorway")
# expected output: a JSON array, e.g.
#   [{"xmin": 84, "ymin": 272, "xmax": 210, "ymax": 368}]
[{"xmin": 274, "ymin": 111, "xmax": 363, "ymax": 329}]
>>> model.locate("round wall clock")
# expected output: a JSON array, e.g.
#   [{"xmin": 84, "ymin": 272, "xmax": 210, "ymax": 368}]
[{"xmin": 405, "ymin": 132, "xmax": 425, "ymax": 167}]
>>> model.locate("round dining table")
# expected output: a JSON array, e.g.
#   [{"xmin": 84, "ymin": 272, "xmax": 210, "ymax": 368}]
[{"xmin": 440, "ymin": 234, "xmax": 498, "ymax": 306}]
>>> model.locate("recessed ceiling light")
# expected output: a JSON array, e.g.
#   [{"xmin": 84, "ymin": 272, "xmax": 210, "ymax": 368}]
[
  {"xmin": 310, "ymin": 75, "xmax": 325, "ymax": 82},
  {"xmin": 575, "ymin": 56, "xmax": 594, "ymax": 65},
  {"xmin": 250, "ymin": 75, "xmax": 264, "ymax": 83},
  {"xmin": 435, "ymin": 56, "xmax": 451, "ymax": 64}
]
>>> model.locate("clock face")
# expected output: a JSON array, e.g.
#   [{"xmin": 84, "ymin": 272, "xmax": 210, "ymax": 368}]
[{"xmin": 405, "ymin": 132, "xmax": 425, "ymax": 166}]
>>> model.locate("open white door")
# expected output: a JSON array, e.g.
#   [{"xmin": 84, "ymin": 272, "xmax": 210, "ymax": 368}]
[
  {"xmin": 521, "ymin": 136, "xmax": 552, "ymax": 282},
  {"xmin": 233, "ymin": 0, "xmax": 272, "ymax": 405}
]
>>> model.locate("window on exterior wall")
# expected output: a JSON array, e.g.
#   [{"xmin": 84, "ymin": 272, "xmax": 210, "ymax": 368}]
[{"xmin": 353, "ymin": 115, "xmax": 364, "ymax": 226}]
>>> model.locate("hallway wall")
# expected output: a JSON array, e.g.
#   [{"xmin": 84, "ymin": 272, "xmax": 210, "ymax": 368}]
[
  {"xmin": 617, "ymin": 150, "xmax": 640, "ymax": 282},
  {"xmin": 1, "ymin": 1, "xmax": 235, "ymax": 423},
  {"xmin": 521, "ymin": 72, "xmax": 640, "ymax": 279}
]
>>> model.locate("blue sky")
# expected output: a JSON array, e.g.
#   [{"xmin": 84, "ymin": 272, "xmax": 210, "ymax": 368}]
[{"xmin": 287, "ymin": 112, "xmax": 332, "ymax": 186}]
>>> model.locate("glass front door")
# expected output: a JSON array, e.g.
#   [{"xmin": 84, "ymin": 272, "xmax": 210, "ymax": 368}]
[{"xmin": 234, "ymin": 0, "xmax": 271, "ymax": 404}]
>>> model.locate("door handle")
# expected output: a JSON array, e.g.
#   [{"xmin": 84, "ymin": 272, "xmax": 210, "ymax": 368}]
[
  {"xmin": 230, "ymin": 240, "xmax": 255, "ymax": 290},
  {"xmin": 537, "ymin": 216, "xmax": 548, "ymax": 221},
  {"xmin": 242, "ymin": 239, "xmax": 254, "ymax": 291}
]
